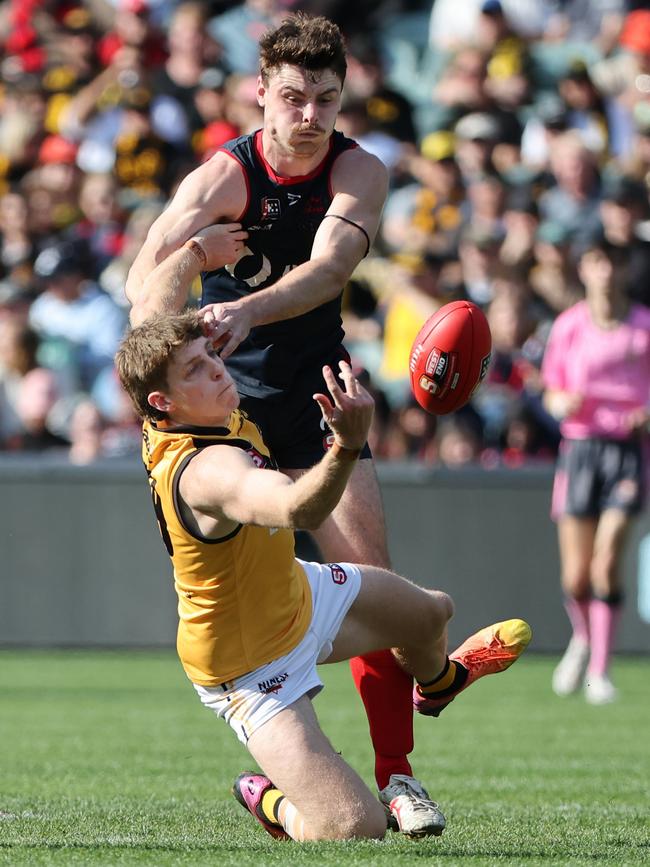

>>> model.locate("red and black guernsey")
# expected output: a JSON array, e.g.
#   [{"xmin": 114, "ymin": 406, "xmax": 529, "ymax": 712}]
[{"xmin": 201, "ymin": 129, "xmax": 358, "ymax": 398}]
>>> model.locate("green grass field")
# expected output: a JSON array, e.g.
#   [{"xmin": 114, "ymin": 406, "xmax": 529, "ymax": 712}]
[{"xmin": 1, "ymin": 651, "xmax": 648, "ymax": 866}]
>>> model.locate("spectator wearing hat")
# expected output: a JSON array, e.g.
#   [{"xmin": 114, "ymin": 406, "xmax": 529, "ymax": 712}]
[
  {"xmin": 29, "ymin": 238, "xmax": 127, "ymax": 397},
  {"xmin": 499, "ymin": 184, "xmax": 540, "ymax": 270},
  {"xmin": 454, "ymin": 111, "xmax": 502, "ymax": 184},
  {"xmin": 558, "ymin": 60, "xmax": 609, "ymax": 157},
  {"xmin": 17, "ymin": 133, "xmax": 83, "ymax": 237},
  {"xmin": 381, "ymin": 131, "xmax": 464, "ymax": 257},
  {"xmin": 0, "ymin": 279, "xmax": 33, "ymax": 325},
  {"xmin": 457, "ymin": 223, "xmax": 503, "ymax": 306},
  {"xmin": 579, "ymin": 173, "xmax": 650, "ymax": 308},
  {"xmin": 337, "ymin": 95, "xmax": 406, "ymax": 173}
]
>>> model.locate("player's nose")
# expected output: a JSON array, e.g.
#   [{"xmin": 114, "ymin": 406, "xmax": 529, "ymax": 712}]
[
  {"xmin": 302, "ymin": 101, "xmax": 318, "ymax": 124},
  {"xmin": 209, "ymin": 356, "xmax": 225, "ymax": 377}
]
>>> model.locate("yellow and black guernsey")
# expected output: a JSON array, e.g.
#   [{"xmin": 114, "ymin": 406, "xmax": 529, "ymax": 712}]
[{"xmin": 142, "ymin": 409, "xmax": 311, "ymax": 686}]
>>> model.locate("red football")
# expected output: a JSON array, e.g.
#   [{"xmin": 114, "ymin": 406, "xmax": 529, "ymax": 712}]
[{"xmin": 409, "ymin": 300, "xmax": 492, "ymax": 415}]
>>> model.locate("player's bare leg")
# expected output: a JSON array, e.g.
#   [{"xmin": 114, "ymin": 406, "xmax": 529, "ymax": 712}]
[
  {"xmin": 239, "ymin": 694, "xmax": 387, "ymax": 841},
  {"xmin": 285, "ymin": 460, "xmax": 442, "ymax": 836},
  {"xmin": 329, "ymin": 564, "xmax": 529, "ymax": 717},
  {"xmin": 308, "ymin": 458, "xmax": 391, "ymax": 568}
]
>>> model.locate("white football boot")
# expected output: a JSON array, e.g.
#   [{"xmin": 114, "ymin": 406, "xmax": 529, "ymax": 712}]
[
  {"xmin": 584, "ymin": 673, "xmax": 618, "ymax": 705},
  {"xmin": 379, "ymin": 774, "xmax": 446, "ymax": 838},
  {"xmin": 552, "ymin": 637, "xmax": 590, "ymax": 696}
]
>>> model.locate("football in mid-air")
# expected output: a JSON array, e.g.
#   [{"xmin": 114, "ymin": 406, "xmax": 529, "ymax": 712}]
[{"xmin": 409, "ymin": 300, "xmax": 492, "ymax": 415}]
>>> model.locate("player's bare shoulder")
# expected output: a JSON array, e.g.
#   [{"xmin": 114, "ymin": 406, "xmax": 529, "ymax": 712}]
[
  {"xmin": 175, "ymin": 150, "xmax": 249, "ymax": 222},
  {"xmin": 331, "ymin": 144, "xmax": 389, "ymax": 203}
]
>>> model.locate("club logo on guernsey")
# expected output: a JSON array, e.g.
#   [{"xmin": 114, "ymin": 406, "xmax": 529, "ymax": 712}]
[
  {"xmin": 258, "ymin": 672, "xmax": 289, "ymax": 695},
  {"xmin": 246, "ymin": 446, "xmax": 266, "ymax": 468},
  {"xmin": 329, "ymin": 564, "xmax": 348, "ymax": 585},
  {"xmin": 261, "ymin": 198, "xmax": 281, "ymax": 219}
]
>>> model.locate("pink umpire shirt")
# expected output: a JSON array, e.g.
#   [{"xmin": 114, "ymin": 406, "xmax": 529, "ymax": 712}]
[{"xmin": 542, "ymin": 300, "xmax": 650, "ymax": 440}]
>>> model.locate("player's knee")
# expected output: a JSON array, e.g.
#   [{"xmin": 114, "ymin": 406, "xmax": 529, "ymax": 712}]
[
  {"xmin": 433, "ymin": 589, "xmax": 454, "ymax": 622},
  {"xmin": 311, "ymin": 800, "xmax": 386, "ymax": 840},
  {"xmin": 422, "ymin": 589, "xmax": 454, "ymax": 631}
]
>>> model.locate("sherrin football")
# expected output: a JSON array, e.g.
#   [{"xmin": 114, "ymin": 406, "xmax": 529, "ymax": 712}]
[{"xmin": 409, "ymin": 300, "xmax": 492, "ymax": 415}]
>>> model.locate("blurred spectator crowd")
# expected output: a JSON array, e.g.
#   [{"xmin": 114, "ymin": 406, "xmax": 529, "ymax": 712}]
[{"xmin": 0, "ymin": 0, "xmax": 649, "ymax": 466}]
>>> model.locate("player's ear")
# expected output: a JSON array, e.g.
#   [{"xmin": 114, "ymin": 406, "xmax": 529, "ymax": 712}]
[
  {"xmin": 256, "ymin": 74, "xmax": 266, "ymax": 107},
  {"xmin": 148, "ymin": 391, "xmax": 171, "ymax": 413}
]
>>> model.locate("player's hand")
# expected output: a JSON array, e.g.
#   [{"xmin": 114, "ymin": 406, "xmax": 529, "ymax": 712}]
[
  {"xmin": 313, "ymin": 361, "xmax": 374, "ymax": 450},
  {"xmin": 189, "ymin": 224, "xmax": 248, "ymax": 271},
  {"xmin": 199, "ymin": 299, "xmax": 252, "ymax": 358}
]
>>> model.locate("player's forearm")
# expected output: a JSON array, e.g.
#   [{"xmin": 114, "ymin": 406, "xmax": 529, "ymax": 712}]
[
  {"xmin": 129, "ymin": 246, "xmax": 202, "ymax": 326},
  {"xmin": 287, "ymin": 444, "xmax": 361, "ymax": 530},
  {"xmin": 242, "ymin": 257, "xmax": 350, "ymax": 327}
]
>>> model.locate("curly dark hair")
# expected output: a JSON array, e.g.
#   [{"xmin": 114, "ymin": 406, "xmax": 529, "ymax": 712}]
[{"xmin": 259, "ymin": 13, "xmax": 347, "ymax": 84}]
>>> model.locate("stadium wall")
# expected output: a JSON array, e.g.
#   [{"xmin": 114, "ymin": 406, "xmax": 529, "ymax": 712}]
[{"xmin": 1, "ymin": 458, "xmax": 649, "ymax": 652}]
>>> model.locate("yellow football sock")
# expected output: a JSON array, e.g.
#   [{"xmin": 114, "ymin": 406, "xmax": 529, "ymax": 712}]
[
  {"xmin": 260, "ymin": 788, "xmax": 284, "ymax": 826},
  {"xmin": 418, "ymin": 659, "xmax": 467, "ymax": 695}
]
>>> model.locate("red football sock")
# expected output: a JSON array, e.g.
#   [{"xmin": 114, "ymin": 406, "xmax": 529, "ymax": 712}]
[{"xmin": 349, "ymin": 649, "xmax": 414, "ymax": 790}]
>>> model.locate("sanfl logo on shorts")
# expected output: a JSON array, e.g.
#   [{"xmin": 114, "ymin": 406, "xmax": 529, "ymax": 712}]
[{"xmin": 329, "ymin": 564, "xmax": 347, "ymax": 585}]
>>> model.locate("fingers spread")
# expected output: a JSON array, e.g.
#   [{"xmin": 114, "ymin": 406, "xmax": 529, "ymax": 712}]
[{"xmin": 337, "ymin": 360, "xmax": 358, "ymax": 395}]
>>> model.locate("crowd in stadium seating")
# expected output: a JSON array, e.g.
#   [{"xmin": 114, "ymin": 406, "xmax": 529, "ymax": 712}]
[{"xmin": 0, "ymin": 0, "xmax": 649, "ymax": 466}]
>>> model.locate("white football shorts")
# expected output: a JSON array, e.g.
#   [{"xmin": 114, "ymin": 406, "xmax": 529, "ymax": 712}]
[{"xmin": 193, "ymin": 559, "xmax": 362, "ymax": 744}]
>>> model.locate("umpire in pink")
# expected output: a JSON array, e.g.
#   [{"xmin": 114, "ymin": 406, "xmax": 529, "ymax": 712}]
[{"xmin": 542, "ymin": 234, "xmax": 650, "ymax": 704}]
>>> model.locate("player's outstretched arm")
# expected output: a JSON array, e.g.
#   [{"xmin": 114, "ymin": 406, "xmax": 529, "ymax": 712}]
[
  {"xmin": 180, "ymin": 362, "xmax": 374, "ymax": 533},
  {"xmin": 129, "ymin": 224, "xmax": 248, "ymax": 327},
  {"xmin": 125, "ymin": 154, "xmax": 248, "ymax": 322},
  {"xmin": 202, "ymin": 149, "xmax": 389, "ymax": 358}
]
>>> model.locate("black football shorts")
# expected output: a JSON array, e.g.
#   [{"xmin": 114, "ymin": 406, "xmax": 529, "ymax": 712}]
[
  {"xmin": 551, "ymin": 437, "xmax": 647, "ymax": 519},
  {"xmin": 237, "ymin": 345, "xmax": 372, "ymax": 470}
]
